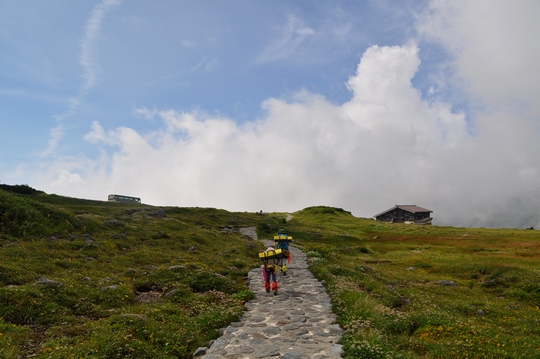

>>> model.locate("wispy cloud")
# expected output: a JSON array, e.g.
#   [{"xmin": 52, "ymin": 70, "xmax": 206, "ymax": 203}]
[
  {"xmin": 191, "ymin": 57, "xmax": 219, "ymax": 74},
  {"xmin": 133, "ymin": 106, "xmax": 158, "ymax": 120},
  {"xmin": 79, "ymin": 0, "xmax": 122, "ymax": 95},
  {"xmin": 257, "ymin": 14, "xmax": 316, "ymax": 63},
  {"xmin": 47, "ymin": 0, "xmax": 122, "ymax": 151}
]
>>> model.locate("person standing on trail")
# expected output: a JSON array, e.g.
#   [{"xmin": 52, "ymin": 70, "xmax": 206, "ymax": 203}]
[
  {"xmin": 261, "ymin": 246, "xmax": 279, "ymax": 295},
  {"xmin": 274, "ymin": 228, "xmax": 292, "ymax": 275}
]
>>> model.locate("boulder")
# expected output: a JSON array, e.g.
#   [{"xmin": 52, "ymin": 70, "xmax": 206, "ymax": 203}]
[{"xmin": 34, "ymin": 277, "xmax": 63, "ymax": 287}]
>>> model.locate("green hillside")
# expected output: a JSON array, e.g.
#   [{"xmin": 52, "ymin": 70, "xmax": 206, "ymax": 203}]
[{"xmin": 1, "ymin": 187, "xmax": 540, "ymax": 358}]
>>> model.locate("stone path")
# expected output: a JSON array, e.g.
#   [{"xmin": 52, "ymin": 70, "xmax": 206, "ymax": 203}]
[{"xmin": 195, "ymin": 227, "xmax": 343, "ymax": 358}]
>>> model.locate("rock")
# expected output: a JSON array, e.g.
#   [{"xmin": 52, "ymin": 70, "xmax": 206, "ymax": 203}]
[
  {"xmin": 406, "ymin": 267, "xmax": 416, "ymax": 271},
  {"xmin": 35, "ymin": 277, "xmax": 63, "ymax": 287},
  {"xmin": 169, "ymin": 265, "xmax": 186, "ymax": 270},
  {"xmin": 193, "ymin": 347, "xmax": 207, "ymax": 357},
  {"xmin": 148, "ymin": 209, "xmax": 165, "ymax": 218},
  {"xmin": 83, "ymin": 239, "xmax": 99, "ymax": 249},
  {"xmin": 105, "ymin": 219, "xmax": 124, "ymax": 226},
  {"xmin": 437, "ymin": 280, "xmax": 457, "ymax": 286},
  {"xmin": 163, "ymin": 290, "xmax": 178, "ymax": 298},
  {"xmin": 120, "ymin": 314, "xmax": 147, "ymax": 320},
  {"xmin": 477, "ymin": 309, "xmax": 486, "ymax": 316},
  {"xmin": 281, "ymin": 352, "xmax": 309, "ymax": 359},
  {"xmin": 101, "ymin": 285, "xmax": 118, "ymax": 291},
  {"xmin": 239, "ymin": 227, "xmax": 258, "ymax": 240},
  {"xmin": 330, "ymin": 344, "xmax": 344, "ymax": 356},
  {"xmin": 218, "ymin": 226, "xmax": 235, "ymax": 234}
]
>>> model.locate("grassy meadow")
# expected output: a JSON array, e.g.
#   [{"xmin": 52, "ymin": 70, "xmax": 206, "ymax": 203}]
[
  {"xmin": 2, "ymin": 186, "xmax": 540, "ymax": 358},
  {"xmin": 286, "ymin": 207, "xmax": 540, "ymax": 358},
  {"xmin": 0, "ymin": 186, "xmax": 281, "ymax": 358}
]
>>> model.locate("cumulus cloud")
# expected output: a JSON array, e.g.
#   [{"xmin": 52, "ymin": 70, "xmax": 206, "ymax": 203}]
[
  {"xmin": 416, "ymin": 0, "xmax": 540, "ymax": 113},
  {"xmin": 35, "ymin": 44, "xmax": 472, "ymax": 221},
  {"xmin": 33, "ymin": 1, "xmax": 540, "ymax": 229}
]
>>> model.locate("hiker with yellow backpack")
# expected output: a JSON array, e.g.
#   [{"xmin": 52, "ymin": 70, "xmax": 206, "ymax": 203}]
[
  {"xmin": 260, "ymin": 246, "xmax": 281, "ymax": 295},
  {"xmin": 274, "ymin": 228, "xmax": 292, "ymax": 275}
]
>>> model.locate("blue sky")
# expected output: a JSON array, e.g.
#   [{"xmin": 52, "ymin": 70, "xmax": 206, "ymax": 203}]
[{"xmin": 2, "ymin": 0, "xmax": 540, "ymax": 228}]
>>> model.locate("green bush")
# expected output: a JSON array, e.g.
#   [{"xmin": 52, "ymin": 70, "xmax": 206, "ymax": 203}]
[
  {"xmin": 0, "ymin": 286, "xmax": 68, "ymax": 325},
  {"xmin": 0, "ymin": 184, "xmax": 39, "ymax": 195},
  {"xmin": 0, "ymin": 264, "xmax": 33, "ymax": 285},
  {"xmin": 342, "ymin": 337, "xmax": 390, "ymax": 359},
  {"xmin": 0, "ymin": 191, "xmax": 79, "ymax": 237},
  {"xmin": 231, "ymin": 289, "xmax": 255, "ymax": 302},
  {"xmin": 188, "ymin": 272, "xmax": 236, "ymax": 293}
]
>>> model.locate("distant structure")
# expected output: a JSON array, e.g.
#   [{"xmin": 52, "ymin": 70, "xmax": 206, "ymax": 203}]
[
  {"xmin": 108, "ymin": 194, "xmax": 141, "ymax": 204},
  {"xmin": 374, "ymin": 205, "xmax": 433, "ymax": 225}
]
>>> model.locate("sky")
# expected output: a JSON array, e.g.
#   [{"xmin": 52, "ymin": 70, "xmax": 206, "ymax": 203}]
[{"xmin": 2, "ymin": 0, "xmax": 540, "ymax": 228}]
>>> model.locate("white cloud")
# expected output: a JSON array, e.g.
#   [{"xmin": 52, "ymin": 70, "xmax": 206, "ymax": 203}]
[
  {"xmin": 133, "ymin": 106, "xmax": 158, "ymax": 120},
  {"xmin": 416, "ymin": 0, "xmax": 540, "ymax": 113},
  {"xmin": 52, "ymin": 170, "xmax": 82, "ymax": 186},
  {"xmin": 79, "ymin": 0, "xmax": 123, "ymax": 99},
  {"xmin": 191, "ymin": 57, "xmax": 218, "ymax": 74},
  {"xmin": 41, "ymin": 125, "xmax": 65, "ymax": 157},
  {"xmin": 47, "ymin": 0, "xmax": 121, "ymax": 150},
  {"xmin": 29, "ymin": 1, "xmax": 540, "ymax": 228},
  {"xmin": 257, "ymin": 14, "xmax": 316, "ymax": 63},
  {"xmin": 36, "ymin": 44, "xmax": 472, "ymax": 221}
]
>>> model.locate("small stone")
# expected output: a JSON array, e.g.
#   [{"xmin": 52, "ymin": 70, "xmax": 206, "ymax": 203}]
[
  {"xmin": 101, "ymin": 285, "xmax": 118, "ymax": 291},
  {"xmin": 163, "ymin": 289, "xmax": 178, "ymax": 298},
  {"xmin": 148, "ymin": 209, "xmax": 165, "ymax": 218},
  {"xmin": 34, "ymin": 277, "xmax": 63, "ymax": 287},
  {"xmin": 437, "ymin": 280, "xmax": 457, "ymax": 286},
  {"xmin": 193, "ymin": 347, "xmax": 207, "ymax": 357}
]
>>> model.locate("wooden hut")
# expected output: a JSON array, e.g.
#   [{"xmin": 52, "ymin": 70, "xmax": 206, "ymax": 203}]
[{"xmin": 374, "ymin": 205, "xmax": 433, "ymax": 225}]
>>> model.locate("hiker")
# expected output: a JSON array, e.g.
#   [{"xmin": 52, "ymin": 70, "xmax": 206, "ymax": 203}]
[
  {"xmin": 274, "ymin": 228, "xmax": 292, "ymax": 275},
  {"xmin": 261, "ymin": 246, "xmax": 279, "ymax": 295}
]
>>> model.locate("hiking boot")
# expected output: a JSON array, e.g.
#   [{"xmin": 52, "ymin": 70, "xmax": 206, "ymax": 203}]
[
  {"xmin": 266, "ymin": 289, "xmax": 270, "ymax": 293},
  {"xmin": 273, "ymin": 291, "xmax": 278, "ymax": 295}
]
